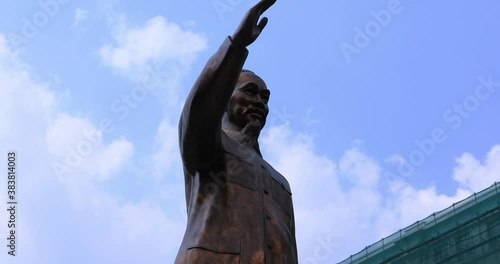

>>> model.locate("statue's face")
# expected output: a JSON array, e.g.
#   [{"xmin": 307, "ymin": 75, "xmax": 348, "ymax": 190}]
[{"xmin": 226, "ymin": 72, "xmax": 270, "ymax": 130}]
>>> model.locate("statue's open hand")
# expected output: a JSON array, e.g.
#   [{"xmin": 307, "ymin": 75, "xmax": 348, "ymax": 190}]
[{"xmin": 231, "ymin": 0, "xmax": 277, "ymax": 48}]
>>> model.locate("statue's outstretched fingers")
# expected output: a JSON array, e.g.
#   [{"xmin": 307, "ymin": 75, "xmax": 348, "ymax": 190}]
[
  {"xmin": 257, "ymin": 17, "xmax": 269, "ymax": 33},
  {"xmin": 254, "ymin": 0, "xmax": 277, "ymax": 15}
]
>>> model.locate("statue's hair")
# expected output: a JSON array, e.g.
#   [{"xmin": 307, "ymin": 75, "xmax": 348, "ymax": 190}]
[
  {"xmin": 240, "ymin": 69, "xmax": 256, "ymax": 75},
  {"xmin": 237, "ymin": 69, "xmax": 258, "ymax": 85}
]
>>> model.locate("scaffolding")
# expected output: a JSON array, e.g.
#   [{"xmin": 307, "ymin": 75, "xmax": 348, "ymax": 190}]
[{"xmin": 339, "ymin": 182, "xmax": 500, "ymax": 264}]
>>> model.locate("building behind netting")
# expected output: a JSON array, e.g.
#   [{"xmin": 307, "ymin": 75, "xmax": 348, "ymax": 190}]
[{"xmin": 339, "ymin": 182, "xmax": 500, "ymax": 264}]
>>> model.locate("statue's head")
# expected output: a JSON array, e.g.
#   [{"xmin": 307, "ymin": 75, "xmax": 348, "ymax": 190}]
[{"xmin": 223, "ymin": 69, "xmax": 270, "ymax": 135}]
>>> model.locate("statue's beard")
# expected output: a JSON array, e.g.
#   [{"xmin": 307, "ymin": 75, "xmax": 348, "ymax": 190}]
[
  {"xmin": 222, "ymin": 110, "xmax": 265, "ymax": 142},
  {"xmin": 222, "ymin": 116, "xmax": 264, "ymax": 155},
  {"xmin": 241, "ymin": 119, "xmax": 263, "ymax": 139}
]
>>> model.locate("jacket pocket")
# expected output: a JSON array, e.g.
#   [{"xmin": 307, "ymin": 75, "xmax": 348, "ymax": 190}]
[
  {"xmin": 184, "ymin": 225, "xmax": 241, "ymax": 255},
  {"xmin": 224, "ymin": 151, "xmax": 257, "ymax": 191},
  {"xmin": 179, "ymin": 247, "xmax": 240, "ymax": 264},
  {"xmin": 272, "ymin": 178, "xmax": 293, "ymax": 219}
]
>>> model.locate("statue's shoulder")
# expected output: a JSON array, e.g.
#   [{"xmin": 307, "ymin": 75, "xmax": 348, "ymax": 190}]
[{"xmin": 262, "ymin": 160, "xmax": 292, "ymax": 194}]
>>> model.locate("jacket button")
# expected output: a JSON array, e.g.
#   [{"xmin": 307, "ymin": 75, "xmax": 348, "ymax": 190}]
[
  {"xmin": 264, "ymin": 189, "xmax": 269, "ymax": 195},
  {"xmin": 267, "ymin": 241, "xmax": 274, "ymax": 249},
  {"xmin": 266, "ymin": 214, "xmax": 272, "ymax": 220}
]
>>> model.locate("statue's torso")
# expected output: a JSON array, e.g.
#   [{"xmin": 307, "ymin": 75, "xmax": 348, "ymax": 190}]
[{"xmin": 176, "ymin": 132, "xmax": 297, "ymax": 264}]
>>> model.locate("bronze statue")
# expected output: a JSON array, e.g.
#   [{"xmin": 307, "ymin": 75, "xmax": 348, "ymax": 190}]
[{"xmin": 176, "ymin": 0, "xmax": 298, "ymax": 263}]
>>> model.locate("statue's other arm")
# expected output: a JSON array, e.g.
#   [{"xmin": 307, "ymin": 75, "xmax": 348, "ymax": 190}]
[{"xmin": 179, "ymin": 0, "xmax": 277, "ymax": 170}]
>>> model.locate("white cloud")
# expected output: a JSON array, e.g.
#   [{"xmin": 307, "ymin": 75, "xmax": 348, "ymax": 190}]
[
  {"xmin": 93, "ymin": 138, "xmax": 134, "ymax": 180},
  {"xmin": 339, "ymin": 143, "xmax": 380, "ymax": 186},
  {"xmin": 46, "ymin": 113, "xmax": 96, "ymax": 159},
  {"xmin": 302, "ymin": 107, "xmax": 320, "ymax": 127},
  {"xmin": 97, "ymin": 12, "xmax": 208, "ymax": 183},
  {"xmin": 260, "ymin": 123, "xmax": 490, "ymax": 263},
  {"xmin": 99, "ymin": 12, "xmax": 207, "ymax": 109},
  {"xmin": 378, "ymin": 182, "xmax": 471, "ymax": 236},
  {"xmin": 0, "ymin": 31, "xmax": 185, "ymax": 263},
  {"xmin": 0, "ymin": 34, "xmax": 55, "ymax": 139},
  {"xmin": 73, "ymin": 8, "xmax": 89, "ymax": 27},
  {"xmin": 99, "ymin": 15, "xmax": 207, "ymax": 74},
  {"xmin": 453, "ymin": 145, "xmax": 500, "ymax": 191},
  {"xmin": 148, "ymin": 118, "xmax": 182, "ymax": 180},
  {"xmin": 0, "ymin": 34, "xmax": 59, "ymax": 263},
  {"xmin": 46, "ymin": 113, "xmax": 134, "ymax": 182}
]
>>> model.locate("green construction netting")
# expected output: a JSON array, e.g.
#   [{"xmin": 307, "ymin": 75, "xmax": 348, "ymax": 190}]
[{"xmin": 339, "ymin": 182, "xmax": 500, "ymax": 264}]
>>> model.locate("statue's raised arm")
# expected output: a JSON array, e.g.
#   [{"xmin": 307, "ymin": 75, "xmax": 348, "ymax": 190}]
[{"xmin": 179, "ymin": 0, "xmax": 277, "ymax": 170}]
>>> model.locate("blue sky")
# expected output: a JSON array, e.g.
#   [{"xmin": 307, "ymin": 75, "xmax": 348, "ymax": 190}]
[{"xmin": 1, "ymin": 0, "xmax": 499, "ymax": 263}]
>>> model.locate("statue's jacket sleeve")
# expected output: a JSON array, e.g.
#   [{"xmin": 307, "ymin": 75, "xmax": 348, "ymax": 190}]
[
  {"xmin": 179, "ymin": 36, "xmax": 248, "ymax": 170},
  {"xmin": 176, "ymin": 37, "xmax": 299, "ymax": 264}
]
